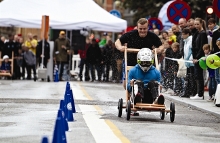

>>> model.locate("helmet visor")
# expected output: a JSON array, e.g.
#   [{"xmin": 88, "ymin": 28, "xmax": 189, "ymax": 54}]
[{"xmin": 140, "ymin": 61, "xmax": 152, "ymax": 67}]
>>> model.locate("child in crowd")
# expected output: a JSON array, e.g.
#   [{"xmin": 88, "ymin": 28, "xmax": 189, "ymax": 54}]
[
  {"xmin": 0, "ymin": 55, "xmax": 11, "ymax": 73},
  {"xmin": 164, "ymin": 42, "xmax": 182, "ymax": 95},
  {"xmin": 23, "ymin": 45, "xmax": 37, "ymax": 81},
  {"xmin": 168, "ymin": 30, "xmax": 177, "ymax": 45},
  {"xmin": 159, "ymin": 49, "xmax": 166, "ymax": 88},
  {"xmin": 203, "ymin": 44, "xmax": 216, "ymax": 101}
]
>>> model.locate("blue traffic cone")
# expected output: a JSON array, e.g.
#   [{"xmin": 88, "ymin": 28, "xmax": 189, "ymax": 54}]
[
  {"xmin": 66, "ymin": 94, "xmax": 74, "ymax": 122},
  {"xmin": 65, "ymin": 83, "xmax": 71, "ymax": 95},
  {"xmin": 63, "ymin": 91, "xmax": 69, "ymax": 119},
  {"xmin": 41, "ymin": 136, "xmax": 49, "ymax": 143},
  {"xmin": 57, "ymin": 109, "xmax": 69, "ymax": 132},
  {"xmin": 70, "ymin": 89, "xmax": 76, "ymax": 113},
  {"xmin": 59, "ymin": 100, "xmax": 64, "ymax": 111},
  {"xmin": 52, "ymin": 117, "xmax": 66, "ymax": 143}
]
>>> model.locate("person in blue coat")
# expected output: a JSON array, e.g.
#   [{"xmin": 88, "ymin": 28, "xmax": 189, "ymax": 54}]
[{"xmin": 127, "ymin": 48, "xmax": 164, "ymax": 105}]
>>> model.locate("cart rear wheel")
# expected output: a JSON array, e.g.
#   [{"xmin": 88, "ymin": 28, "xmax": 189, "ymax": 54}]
[
  {"xmin": 170, "ymin": 102, "xmax": 175, "ymax": 122},
  {"xmin": 126, "ymin": 100, "xmax": 131, "ymax": 120},
  {"xmin": 160, "ymin": 109, "xmax": 165, "ymax": 120},
  {"xmin": 118, "ymin": 98, "xmax": 123, "ymax": 117}
]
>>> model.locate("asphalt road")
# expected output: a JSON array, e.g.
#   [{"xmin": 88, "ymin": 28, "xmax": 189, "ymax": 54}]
[{"xmin": 0, "ymin": 80, "xmax": 220, "ymax": 143}]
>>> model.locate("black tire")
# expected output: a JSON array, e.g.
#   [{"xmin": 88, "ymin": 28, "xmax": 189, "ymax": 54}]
[
  {"xmin": 118, "ymin": 98, "xmax": 123, "ymax": 117},
  {"xmin": 126, "ymin": 100, "xmax": 131, "ymax": 120},
  {"xmin": 170, "ymin": 102, "xmax": 175, "ymax": 122},
  {"xmin": 160, "ymin": 109, "xmax": 165, "ymax": 120},
  {"xmin": 47, "ymin": 76, "xmax": 50, "ymax": 82}
]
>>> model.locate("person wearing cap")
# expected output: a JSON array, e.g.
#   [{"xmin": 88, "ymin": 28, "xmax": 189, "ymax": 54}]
[
  {"xmin": 0, "ymin": 55, "xmax": 11, "ymax": 73},
  {"xmin": 53, "ymin": 31, "xmax": 70, "ymax": 81}
]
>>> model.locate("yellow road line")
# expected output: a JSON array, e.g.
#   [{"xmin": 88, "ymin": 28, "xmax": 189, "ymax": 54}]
[
  {"xmin": 105, "ymin": 120, "xmax": 131, "ymax": 143},
  {"xmin": 79, "ymin": 83, "xmax": 93, "ymax": 100},
  {"xmin": 78, "ymin": 83, "xmax": 130, "ymax": 143}
]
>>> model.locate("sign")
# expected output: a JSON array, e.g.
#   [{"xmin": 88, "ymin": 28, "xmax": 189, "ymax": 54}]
[
  {"xmin": 158, "ymin": 0, "xmax": 174, "ymax": 30},
  {"xmin": 167, "ymin": 0, "xmax": 191, "ymax": 24},
  {"xmin": 213, "ymin": 0, "xmax": 220, "ymax": 18},
  {"xmin": 110, "ymin": 9, "xmax": 121, "ymax": 18},
  {"xmin": 148, "ymin": 17, "xmax": 164, "ymax": 30},
  {"xmin": 40, "ymin": 15, "xmax": 49, "ymax": 40}
]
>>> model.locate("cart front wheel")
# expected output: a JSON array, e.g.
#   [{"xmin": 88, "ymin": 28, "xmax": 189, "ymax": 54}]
[
  {"xmin": 118, "ymin": 98, "xmax": 123, "ymax": 117},
  {"xmin": 160, "ymin": 109, "xmax": 165, "ymax": 120},
  {"xmin": 170, "ymin": 102, "xmax": 175, "ymax": 122},
  {"xmin": 126, "ymin": 100, "xmax": 131, "ymax": 120}
]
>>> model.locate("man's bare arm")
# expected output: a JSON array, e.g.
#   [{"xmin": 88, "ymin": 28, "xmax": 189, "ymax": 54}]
[{"xmin": 115, "ymin": 39, "xmax": 126, "ymax": 52}]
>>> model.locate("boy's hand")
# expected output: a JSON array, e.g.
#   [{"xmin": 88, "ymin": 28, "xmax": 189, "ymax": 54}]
[{"xmin": 130, "ymin": 79, "xmax": 135, "ymax": 86}]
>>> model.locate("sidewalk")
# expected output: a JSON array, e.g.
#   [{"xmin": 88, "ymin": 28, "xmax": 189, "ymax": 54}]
[{"xmin": 163, "ymin": 91, "xmax": 220, "ymax": 118}]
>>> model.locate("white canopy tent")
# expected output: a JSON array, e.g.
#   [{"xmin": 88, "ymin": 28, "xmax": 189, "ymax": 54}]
[{"xmin": 0, "ymin": 0, "xmax": 127, "ymax": 32}]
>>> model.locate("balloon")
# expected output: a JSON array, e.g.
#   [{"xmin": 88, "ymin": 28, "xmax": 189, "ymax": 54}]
[
  {"xmin": 199, "ymin": 57, "xmax": 207, "ymax": 70},
  {"xmin": 206, "ymin": 54, "xmax": 220, "ymax": 69}
]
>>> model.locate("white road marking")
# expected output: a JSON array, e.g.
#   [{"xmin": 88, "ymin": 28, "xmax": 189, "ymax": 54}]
[{"xmin": 79, "ymin": 105, "xmax": 121, "ymax": 143}]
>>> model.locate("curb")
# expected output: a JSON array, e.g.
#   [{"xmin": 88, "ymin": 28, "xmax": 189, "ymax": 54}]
[{"xmin": 164, "ymin": 95, "xmax": 220, "ymax": 119}]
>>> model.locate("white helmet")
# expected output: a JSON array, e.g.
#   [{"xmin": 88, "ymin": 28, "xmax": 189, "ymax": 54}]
[
  {"xmin": 3, "ymin": 55, "xmax": 9, "ymax": 60},
  {"xmin": 137, "ymin": 48, "xmax": 154, "ymax": 72}
]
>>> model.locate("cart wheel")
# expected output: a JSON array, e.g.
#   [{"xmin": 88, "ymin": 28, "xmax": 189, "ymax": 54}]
[
  {"xmin": 160, "ymin": 109, "xmax": 165, "ymax": 120},
  {"xmin": 170, "ymin": 102, "xmax": 175, "ymax": 122},
  {"xmin": 47, "ymin": 76, "xmax": 50, "ymax": 82},
  {"xmin": 126, "ymin": 100, "xmax": 131, "ymax": 120},
  {"xmin": 118, "ymin": 98, "xmax": 123, "ymax": 117}
]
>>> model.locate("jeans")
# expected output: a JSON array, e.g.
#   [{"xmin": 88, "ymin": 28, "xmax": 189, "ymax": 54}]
[
  {"xmin": 79, "ymin": 59, "xmax": 90, "ymax": 80},
  {"xmin": 215, "ymin": 68, "xmax": 220, "ymax": 84},
  {"xmin": 194, "ymin": 62, "xmax": 204, "ymax": 97},
  {"xmin": 209, "ymin": 77, "xmax": 217, "ymax": 98},
  {"xmin": 89, "ymin": 63, "xmax": 101, "ymax": 81}
]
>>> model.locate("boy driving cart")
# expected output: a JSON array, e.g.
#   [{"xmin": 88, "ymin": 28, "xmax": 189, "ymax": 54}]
[{"xmin": 127, "ymin": 48, "xmax": 164, "ymax": 106}]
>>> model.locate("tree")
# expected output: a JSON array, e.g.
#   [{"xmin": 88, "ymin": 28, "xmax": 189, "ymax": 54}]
[{"xmin": 122, "ymin": 0, "xmax": 213, "ymax": 24}]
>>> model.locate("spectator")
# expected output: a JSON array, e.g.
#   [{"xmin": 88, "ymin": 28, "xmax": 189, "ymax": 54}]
[
  {"xmin": 0, "ymin": 55, "xmax": 11, "ymax": 73},
  {"xmin": 2, "ymin": 34, "xmax": 18, "ymax": 79},
  {"xmin": 153, "ymin": 29, "xmax": 160, "ymax": 36},
  {"xmin": 202, "ymin": 44, "xmax": 216, "ymax": 101},
  {"xmin": 103, "ymin": 40, "xmax": 113, "ymax": 82},
  {"xmin": 25, "ymin": 33, "xmax": 37, "ymax": 55},
  {"xmin": 161, "ymin": 30, "xmax": 169, "ymax": 41},
  {"xmin": 1, "ymin": 36, "xmax": 6, "ymax": 43},
  {"xmin": 86, "ymin": 38, "xmax": 102, "ymax": 82},
  {"xmin": 168, "ymin": 30, "xmax": 177, "ymax": 45},
  {"xmin": 53, "ymin": 31, "xmax": 70, "ymax": 81},
  {"xmin": 0, "ymin": 36, "xmax": 3, "ymax": 52},
  {"xmin": 78, "ymin": 38, "xmax": 90, "ymax": 81},
  {"xmin": 180, "ymin": 28, "xmax": 195, "ymax": 98},
  {"xmin": 36, "ymin": 39, "xmax": 50, "ymax": 68},
  {"xmin": 164, "ymin": 42, "xmax": 182, "ymax": 95},
  {"xmin": 23, "ymin": 45, "xmax": 37, "ymax": 81},
  {"xmin": 191, "ymin": 18, "xmax": 208, "ymax": 100}
]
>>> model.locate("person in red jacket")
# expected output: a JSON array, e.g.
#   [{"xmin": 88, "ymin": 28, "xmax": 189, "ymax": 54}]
[{"xmin": 78, "ymin": 38, "xmax": 90, "ymax": 81}]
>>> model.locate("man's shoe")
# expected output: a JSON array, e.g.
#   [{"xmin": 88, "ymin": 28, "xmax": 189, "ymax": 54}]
[{"xmin": 190, "ymin": 94, "xmax": 203, "ymax": 100}]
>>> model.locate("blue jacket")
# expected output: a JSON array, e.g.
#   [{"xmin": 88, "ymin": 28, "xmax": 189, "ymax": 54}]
[
  {"xmin": 127, "ymin": 65, "xmax": 161, "ymax": 92},
  {"xmin": 0, "ymin": 61, "xmax": 11, "ymax": 71}
]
